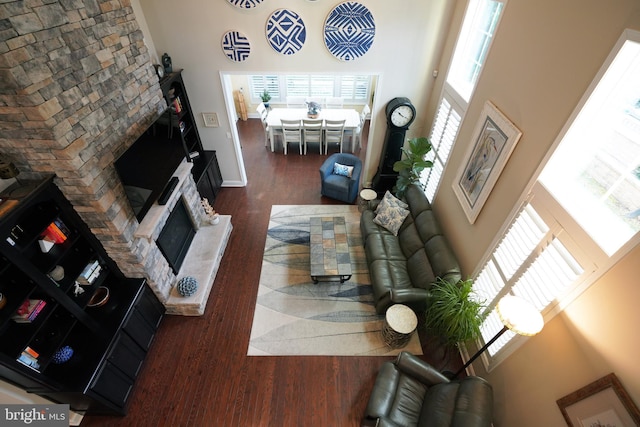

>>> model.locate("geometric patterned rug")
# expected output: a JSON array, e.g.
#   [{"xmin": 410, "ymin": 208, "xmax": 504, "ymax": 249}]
[{"xmin": 247, "ymin": 205, "xmax": 422, "ymax": 356}]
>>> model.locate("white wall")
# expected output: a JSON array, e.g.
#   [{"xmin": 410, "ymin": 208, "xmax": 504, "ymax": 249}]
[{"xmin": 133, "ymin": 0, "xmax": 456, "ymax": 185}]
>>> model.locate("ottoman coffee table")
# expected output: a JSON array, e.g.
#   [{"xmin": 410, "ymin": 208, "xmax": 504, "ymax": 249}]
[{"xmin": 310, "ymin": 216, "xmax": 352, "ymax": 283}]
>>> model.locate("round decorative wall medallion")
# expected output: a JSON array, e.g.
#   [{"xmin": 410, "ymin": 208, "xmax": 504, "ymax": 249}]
[
  {"xmin": 324, "ymin": 2, "xmax": 375, "ymax": 61},
  {"xmin": 266, "ymin": 9, "xmax": 306, "ymax": 55},
  {"xmin": 227, "ymin": 0, "xmax": 264, "ymax": 9},
  {"xmin": 221, "ymin": 30, "xmax": 251, "ymax": 63}
]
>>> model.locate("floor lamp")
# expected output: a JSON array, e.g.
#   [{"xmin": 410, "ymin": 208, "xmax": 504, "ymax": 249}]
[{"xmin": 451, "ymin": 295, "xmax": 544, "ymax": 378}]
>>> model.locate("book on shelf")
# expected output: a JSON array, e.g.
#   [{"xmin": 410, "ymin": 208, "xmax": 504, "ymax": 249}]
[
  {"xmin": 0, "ymin": 198, "xmax": 18, "ymax": 217},
  {"xmin": 12, "ymin": 299, "xmax": 46, "ymax": 323},
  {"xmin": 77, "ymin": 260, "xmax": 102, "ymax": 285},
  {"xmin": 41, "ymin": 218, "xmax": 69, "ymax": 244},
  {"xmin": 17, "ymin": 351, "xmax": 40, "ymax": 372},
  {"xmin": 172, "ymin": 97, "xmax": 182, "ymax": 114}
]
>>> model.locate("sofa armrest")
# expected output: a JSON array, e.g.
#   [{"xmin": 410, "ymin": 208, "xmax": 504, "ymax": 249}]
[
  {"xmin": 394, "ymin": 351, "xmax": 450, "ymax": 386},
  {"xmin": 389, "ymin": 288, "xmax": 431, "ymax": 312}
]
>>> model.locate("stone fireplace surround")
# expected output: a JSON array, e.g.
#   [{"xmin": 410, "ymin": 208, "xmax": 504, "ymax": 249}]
[{"xmin": 0, "ymin": 1, "xmax": 229, "ymax": 313}]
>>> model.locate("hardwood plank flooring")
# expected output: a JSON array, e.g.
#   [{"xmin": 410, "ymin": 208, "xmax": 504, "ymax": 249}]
[{"xmin": 81, "ymin": 119, "xmax": 463, "ymax": 427}]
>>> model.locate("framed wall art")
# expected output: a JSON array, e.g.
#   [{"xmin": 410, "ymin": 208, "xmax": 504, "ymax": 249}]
[
  {"xmin": 557, "ymin": 373, "xmax": 640, "ymax": 426},
  {"xmin": 452, "ymin": 100, "xmax": 522, "ymax": 224}
]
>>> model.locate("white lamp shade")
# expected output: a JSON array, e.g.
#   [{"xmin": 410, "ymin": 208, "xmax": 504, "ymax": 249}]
[{"xmin": 497, "ymin": 295, "xmax": 544, "ymax": 336}]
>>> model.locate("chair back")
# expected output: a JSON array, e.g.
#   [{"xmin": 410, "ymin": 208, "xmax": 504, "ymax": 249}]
[
  {"xmin": 324, "ymin": 119, "xmax": 346, "ymax": 154},
  {"xmin": 360, "ymin": 104, "xmax": 370, "ymax": 124},
  {"xmin": 281, "ymin": 119, "xmax": 302, "ymax": 154},
  {"xmin": 302, "ymin": 119, "xmax": 323, "ymax": 154},
  {"xmin": 325, "ymin": 97, "xmax": 344, "ymax": 109},
  {"xmin": 256, "ymin": 102, "xmax": 267, "ymax": 119},
  {"xmin": 286, "ymin": 96, "xmax": 306, "ymax": 108}
]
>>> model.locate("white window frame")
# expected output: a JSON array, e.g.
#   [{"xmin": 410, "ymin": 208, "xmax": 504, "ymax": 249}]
[
  {"xmin": 474, "ymin": 29, "xmax": 640, "ymax": 371},
  {"xmin": 421, "ymin": 0, "xmax": 506, "ymax": 199}
]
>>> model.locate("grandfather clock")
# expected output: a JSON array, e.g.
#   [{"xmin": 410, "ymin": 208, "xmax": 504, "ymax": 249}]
[{"xmin": 372, "ymin": 97, "xmax": 416, "ymax": 196}]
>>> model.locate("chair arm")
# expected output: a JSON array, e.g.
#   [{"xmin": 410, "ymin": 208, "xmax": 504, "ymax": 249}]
[
  {"xmin": 319, "ymin": 160, "xmax": 334, "ymax": 180},
  {"xmin": 394, "ymin": 351, "xmax": 450, "ymax": 385},
  {"xmin": 350, "ymin": 161, "xmax": 363, "ymax": 185}
]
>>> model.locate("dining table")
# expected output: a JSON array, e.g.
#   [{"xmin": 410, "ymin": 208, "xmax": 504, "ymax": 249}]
[{"xmin": 264, "ymin": 107, "xmax": 361, "ymax": 153}]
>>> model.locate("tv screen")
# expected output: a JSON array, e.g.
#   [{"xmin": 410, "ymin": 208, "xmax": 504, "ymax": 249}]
[{"xmin": 115, "ymin": 115, "xmax": 188, "ymax": 222}]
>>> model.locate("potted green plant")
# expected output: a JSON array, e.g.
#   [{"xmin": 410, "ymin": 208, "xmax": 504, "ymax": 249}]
[
  {"xmin": 260, "ymin": 90, "xmax": 271, "ymax": 108},
  {"xmin": 425, "ymin": 278, "xmax": 487, "ymax": 348},
  {"xmin": 392, "ymin": 136, "xmax": 433, "ymax": 198}
]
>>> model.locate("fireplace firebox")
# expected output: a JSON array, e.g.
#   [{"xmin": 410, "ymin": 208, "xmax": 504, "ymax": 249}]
[{"xmin": 157, "ymin": 198, "xmax": 196, "ymax": 274}]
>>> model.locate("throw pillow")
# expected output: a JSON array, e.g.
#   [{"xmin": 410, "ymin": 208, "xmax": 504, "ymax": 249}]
[
  {"xmin": 375, "ymin": 190, "xmax": 408, "ymax": 214},
  {"xmin": 373, "ymin": 202, "xmax": 410, "ymax": 236},
  {"xmin": 333, "ymin": 162, "xmax": 354, "ymax": 178}
]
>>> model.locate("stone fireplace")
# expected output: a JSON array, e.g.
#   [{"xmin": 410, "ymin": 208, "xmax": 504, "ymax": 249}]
[{"xmin": 0, "ymin": 1, "xmax": 225, "ymax": 313}]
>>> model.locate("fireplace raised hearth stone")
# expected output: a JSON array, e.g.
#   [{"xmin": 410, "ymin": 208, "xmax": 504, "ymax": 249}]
[{"xmin": 165, "ymin": 215, "xmax": 232, "ymax": 315}]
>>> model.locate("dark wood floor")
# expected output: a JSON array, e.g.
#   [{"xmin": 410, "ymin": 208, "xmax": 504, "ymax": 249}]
[{"xmin": 81, "ymin": 119, "xmax": 462, "ymax": 427}]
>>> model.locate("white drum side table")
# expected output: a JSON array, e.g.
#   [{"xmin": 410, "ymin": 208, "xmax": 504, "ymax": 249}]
[
  {"xmin": 358, "ymin": 188, "xmax": 377, "ymax": 212},
  {"xmin": 381, "ymin": 304, "xmax": 418, "ymax": 349}
]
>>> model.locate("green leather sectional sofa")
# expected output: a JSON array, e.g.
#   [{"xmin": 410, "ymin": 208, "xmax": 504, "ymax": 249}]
[{"xmin": 360, "ymin": 184, "xmax": 462, "ymax": 314}]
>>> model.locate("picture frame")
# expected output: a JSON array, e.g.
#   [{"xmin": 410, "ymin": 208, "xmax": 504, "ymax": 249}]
[
  {"xmin": 202, "ymin": 112, "xmax": 219, "ymax": 128},
  {"xmin": 557, "ymin": 373, "xmax": 640, "ymax": 427},
  {"xmin": 452, "ymin": 101, "xmax": 522, "ymax": 224}
]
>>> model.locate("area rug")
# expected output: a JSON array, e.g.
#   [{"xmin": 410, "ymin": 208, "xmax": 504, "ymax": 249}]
[{"xmin": 247, "ymin": 205, "xmax": 422, "ymax": 356}]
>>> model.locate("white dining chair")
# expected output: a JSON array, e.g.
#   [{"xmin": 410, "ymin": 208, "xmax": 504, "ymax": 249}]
[
  {"xmin": 256, "ymin": 103, "xmax": 270, "ymax": 148},
  {"xmin": 281, "ymin": 119, "xmax": 303, "ymax": 155},
  {"xmin": 354, "ymin": 104, "xmax": 370, "ymax": 150},
  {"xmin": 286, "ymin": 96, "xmax": 307, "ymax": 108},
  {"xmin": 325, "ymin": 97, "xmax": 344, "ymax": 109},
  {"xmin": 324, "ymin": 119, "xmax": 346, "ymax": 154},
  {"xmin": 302, "ymin": 119, "xmax": 323, "ymax": 155}
]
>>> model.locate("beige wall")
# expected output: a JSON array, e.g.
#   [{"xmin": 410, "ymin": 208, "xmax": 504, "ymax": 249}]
[
  {"xmin": 428, "ymin": 0, "xmax": 640, "ymax": 425},
  {"xmin": 134, "ymin": 0, "xmax": 456, "ymax": 186}
]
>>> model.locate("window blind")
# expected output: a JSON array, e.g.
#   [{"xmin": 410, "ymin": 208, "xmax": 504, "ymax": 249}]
[
  {"xmin": 421, "ymin": 96, "xmax": 461, "ymax": 200},
  {"xmin": 249, "ymin": 75, "xmax": 280, "ymax": 101},
  {"xmin": 475, "ymin": 203, "xmax": 585, "ymax": 357}
]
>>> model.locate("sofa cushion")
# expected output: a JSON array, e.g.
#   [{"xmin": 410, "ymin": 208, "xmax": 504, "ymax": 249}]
[
  {"xmin": 387, "ymin": 375, "xmax": 429, "ymax": 426},
  {"xmin": 369, "ymin": 259, "xmax": 413, "ymax": 309},
  {"xmin": 365, "ymin": 234, "xmax": 406, "ymax": 263},
  {"xmin": 405, "ymin": 184, "xmax": 431, "ymax": 216},
  {"xmin": 373, "ymin": 201, "xmax": 410, "ymax": 236},
  {"xmin": 376, "ymin": 191, "xmax": 408, "ymax": 213},
  {"xmin": 424, "ymin": 235, "xmax": 462, "ymax": 281},
  {"xmin": 333, "ymin": 162, "xmax": 354, "ymax": 177},
  {"xmin": 406, "ymin": 250, "xmax": 436, "ymax": 290}
]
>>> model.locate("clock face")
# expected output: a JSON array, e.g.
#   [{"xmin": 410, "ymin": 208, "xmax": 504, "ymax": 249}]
[{"xmin": 390, "ymin": 105, "xmax": 414, "ymax": 128}]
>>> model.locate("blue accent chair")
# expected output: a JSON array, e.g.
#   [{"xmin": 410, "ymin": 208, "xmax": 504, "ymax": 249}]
[{"xmin": 319, "ymin": 153, "xmax": 362, "ymax": 203}]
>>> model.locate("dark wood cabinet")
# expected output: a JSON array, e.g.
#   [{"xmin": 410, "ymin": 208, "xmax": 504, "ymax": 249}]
[
  {"xmin": 159, "ymin": 70, "xmax": 222, "ymax": 204},
  {"xmin": 0, "ymin": 176, "xmax": 164, "ymax": 415},
  {"xmin": 192, "ymin": 151, "xmax": 223, "ymax": 205}
]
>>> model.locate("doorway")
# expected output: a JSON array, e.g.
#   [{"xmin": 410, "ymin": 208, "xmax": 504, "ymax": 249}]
[{"xmin": 220, "ymin": 72, "xmax": 381, "ymax": 186}]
